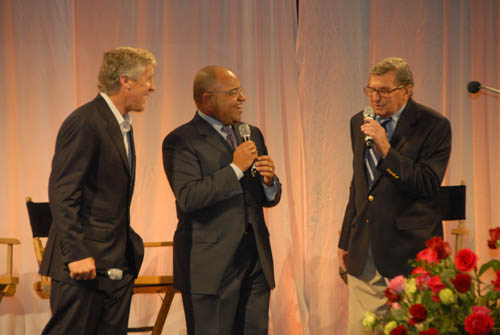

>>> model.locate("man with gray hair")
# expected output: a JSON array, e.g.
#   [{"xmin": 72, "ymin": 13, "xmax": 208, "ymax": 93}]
[
  {"xmin": 41, "ymin": 47, "xmax": 156, "ymax": 334},
  {"xmin": 338, "ymin": 57, "xmax": 451, "ymax": 334}
]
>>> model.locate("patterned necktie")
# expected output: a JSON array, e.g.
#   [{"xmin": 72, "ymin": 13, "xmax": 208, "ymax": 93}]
[
  {"xmin": 221, "ymin": 125, "xmax": 237, "ymax": 149},
  {"xmin": 365, "ymin": 118, "xmax": 393, "ymax": 188}
]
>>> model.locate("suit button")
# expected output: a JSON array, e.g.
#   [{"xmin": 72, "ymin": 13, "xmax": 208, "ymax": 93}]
[
  {"xmin": 368, "ymin": 195, "xmax": 374, "ymax": 202},
  {"xmin": 365, "ymin": 219, "xmax": 369, "ymax": 223}
]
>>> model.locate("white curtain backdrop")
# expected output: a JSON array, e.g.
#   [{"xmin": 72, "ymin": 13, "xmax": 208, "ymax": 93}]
[{"xmin": 1, "ymin": 0, "xmax": 499, "ymax": 334}]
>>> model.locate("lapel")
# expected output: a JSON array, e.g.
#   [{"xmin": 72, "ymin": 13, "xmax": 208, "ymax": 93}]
[
  {"xmin": 370, "ymin": 99, "xmax": 418, "ymax": 188},
  {"xmin": 94, "ymin": 95, "xmax": 133, "ymax": 179},
  {"xmin": 388, "ymin": 98, "xmax": 418, "ymax": 151},
  {"xmin": 191, "ymin": 113, "xmax": 234, "ymax": 156}
]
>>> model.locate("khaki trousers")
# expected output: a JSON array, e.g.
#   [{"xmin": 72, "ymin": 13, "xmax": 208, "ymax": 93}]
[{"xmin": 347, "ymin": 247, "xmax": 389, "ymax": 335}]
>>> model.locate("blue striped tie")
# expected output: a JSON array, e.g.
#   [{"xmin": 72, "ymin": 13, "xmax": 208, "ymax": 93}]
[{"xmin": 365, "ymin": 118, "xmax": 393, "ymax": 188}]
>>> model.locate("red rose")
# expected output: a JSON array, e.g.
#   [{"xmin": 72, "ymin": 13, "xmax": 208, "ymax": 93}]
[
  {"xmin": 428, "ymin": 275, "xmax": 445, "ymax": 294},
  {"xmin": 425, "ymin": 236, "xmax": 451, "ymax": 259},
  {"xmin": 390, "ymin": 325, "xmax": 408, "ymax": 335},
  {"xmin": 465, "ymin": 311, "xmax": 494, "ymax": 334},
  {"xmin": 419, "ymin": 329, "xmax": 439, "ymax": 335},
  {"xmin": 451, "ymin": 273, "xmax": 472, "ymax": 293},
  {"xmin": 409, "ymin": 304, "xmax": 427, "ymax": 325},
  {"xmin": 455, "ymin": 249, "xmax": 477, "ymax": 272},
  {"xmin": 416, "ymin": 248, "xmax": 439, "ymax": 264},
  {"xmin": 384, "ymin": 287, "xmax": 400, "ymax": 302},
  {"xmin": 488, "ymin": 227, "xmax": 500, "ymax": 249},
  {"xmin": 492, "ymin": 270, "xmax": 500, "ymax": 292}
]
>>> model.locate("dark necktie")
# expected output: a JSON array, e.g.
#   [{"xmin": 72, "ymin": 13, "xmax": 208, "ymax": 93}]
[
  {"xmin": 365, "ymin": 118, "xmax": 393, "ymax": 188},
  {"xmin": 221, "ymin": 125, "xmax": 237, "ymax": 149}
]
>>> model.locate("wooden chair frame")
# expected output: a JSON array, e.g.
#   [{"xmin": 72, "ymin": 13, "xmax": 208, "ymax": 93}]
[{"xmin": 0, "ymin": 238, "xmax": 20, "ymax": 302}]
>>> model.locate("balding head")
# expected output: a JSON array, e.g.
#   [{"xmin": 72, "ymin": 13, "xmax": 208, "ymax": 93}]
[
  {"xmin": 192, "ymin": 65, "xmax": 245, "ymax": 125},
  {"xmin": 193, "ymin": 66, "xmax": 233, "ymax": 106}
]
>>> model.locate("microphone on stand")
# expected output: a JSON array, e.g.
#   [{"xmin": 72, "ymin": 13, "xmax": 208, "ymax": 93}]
[
  {"xmin": 363, "ymin": 106, "xmax": 376, "ymax": 148},
  {"xmin": 238, "ymin": 123, "xmax": 257, "ymax": 177},
  {"xmin": 467, "ymin": 81, "xmax": 500, "ymax": 94}
]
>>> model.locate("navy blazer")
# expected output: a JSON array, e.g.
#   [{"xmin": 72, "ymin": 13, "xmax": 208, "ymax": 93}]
[{"xmin": 339, "ymin": 99, "xmax": 451, "ymax": 278}]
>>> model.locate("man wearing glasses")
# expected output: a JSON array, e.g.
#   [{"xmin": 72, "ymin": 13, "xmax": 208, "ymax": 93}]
[
  {"xmin": 162, "ymin": 66, "xmax": 281, "ymax": 334},
  {"xmin": 338, "ymin": 57, "xmax": 451, "ymax": 334}
]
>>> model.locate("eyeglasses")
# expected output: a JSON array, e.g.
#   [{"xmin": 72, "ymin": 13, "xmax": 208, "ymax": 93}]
[
  {"xmin": 364, "ymin": 85, "xmax": 404, "ymax": 98},
  {"xmin": 206, "ymin": 87, "xmax": 244, "ymax": 97}
]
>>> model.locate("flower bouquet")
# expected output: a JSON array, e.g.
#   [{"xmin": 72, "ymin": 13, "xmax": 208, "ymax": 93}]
[{"xmin": 363, "ymin": 228, "xmax": 500, "ymax": 335}]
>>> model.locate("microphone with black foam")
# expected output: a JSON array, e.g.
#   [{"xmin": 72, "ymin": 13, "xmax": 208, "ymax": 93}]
[
  {"xmin": 238, "ymin": 123, "xmax": 257, "ymax": 177},
  {"xmin": 467, "ymin": 81, "xmax": 500, "ymax": 94},
  {"xmin": 363, "ymin": 106, "xmax": 376, "ymax": 148}
]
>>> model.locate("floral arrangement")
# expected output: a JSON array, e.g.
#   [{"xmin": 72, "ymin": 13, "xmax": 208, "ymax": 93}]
[{"xmin": 363, "ymin": 227, "xmax": 500, "ymax": 335}]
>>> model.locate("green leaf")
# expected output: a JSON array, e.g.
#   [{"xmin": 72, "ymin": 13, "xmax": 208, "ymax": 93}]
[{"xmin": 478, "ymin": 259, "xmax": 500, "ymax": 276}]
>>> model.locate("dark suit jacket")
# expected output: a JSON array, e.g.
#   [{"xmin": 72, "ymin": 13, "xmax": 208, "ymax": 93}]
[
  {"xmin": 162, "ymin": 113, "xmax": 281, "ymax": 295},
  {"xmin": 338, "ymin": 98, "xmax": 451, "ymax": 278},
  {"xmin": 40, "ymin": 94, "xmax": 144, "ymax": 288}
]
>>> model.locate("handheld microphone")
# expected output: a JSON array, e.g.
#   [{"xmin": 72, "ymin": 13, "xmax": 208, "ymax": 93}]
[
  {"xmin": 65, "ymin": 266, "xmax": 123, "ymax": 280},
  {"xmin": 97, "ymin": 268, "xmax": 123, "ymax": 280},
  {"xmin": 238, "ymin": 123, "xmax": 257, "ymax": 177},
  {"xmin": 363, "ymin": 106, "xmax": 376, "ymax": 148},
  {"xmin": 467, "ymin": 81, "xmax": 500, "ymax": 94}
]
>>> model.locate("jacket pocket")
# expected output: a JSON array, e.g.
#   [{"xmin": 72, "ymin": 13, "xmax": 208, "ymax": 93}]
[{"xmin": 396, "ymin": 217, "xmax": 439, "ymax": 230}]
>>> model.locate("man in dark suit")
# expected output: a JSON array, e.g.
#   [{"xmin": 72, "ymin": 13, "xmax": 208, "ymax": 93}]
[
  {"xmin": 40, "ymin": 47, "xmax": 156, "ymax": 334},
  {"xmin": 162, "ymin": 65, "xmax": 281, "ymax": 334},
  {"xmin": 337, "ymin": 57, "xmax": 451, "ymax": 335}
]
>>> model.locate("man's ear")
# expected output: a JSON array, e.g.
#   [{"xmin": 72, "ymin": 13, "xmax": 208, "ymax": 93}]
[
  {"xmin": 120, "ymin": 75, "xmax": 132, "ymax": 90},
  {"xmin": 404, "ymin": 85, "xmax": 414, "ymax": 99},
  {"xmin": 202, "ymin": 92, "xmax": 215, "ymax": 108}
]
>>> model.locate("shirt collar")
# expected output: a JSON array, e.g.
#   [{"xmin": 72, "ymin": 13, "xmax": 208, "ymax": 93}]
[
  {"xmin": 197, "ymin": 110, "xmax": 225, "ymax": 130},
  {"xmin": 100, "ymin": 92, "xmax": 132, "ymax": 134}
]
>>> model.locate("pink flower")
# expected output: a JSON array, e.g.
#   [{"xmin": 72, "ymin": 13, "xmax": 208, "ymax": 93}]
[
  {"xmin": 465, "ymin": 308, "xmax": 494, "ymax": 334},
  {"xmin": 427, "ymin": 275, "xmax": 445, "ymax": 294},
  {"xmin": 425, "ymin": 236, "xmax": 451, "ymax": 259},
  {"xmin": 492, "ymin": 270, "xmax": 500, "ymax": 292},
  {"xmin": 416, "ymin": 248, "xmax": 438, "ymax": 264},
  {"xmin": 412, "ymin": 267, "xmax": 430, "ymax": 288},
  {"xmin": 388, "ymin": 302, "xmax": 401, "ymax": 310},
  {"xmin": 455, "ymin": 249, "xmax": 477, "ymax": 272},
  {"xmin": 388, "ymin": 275, "xmax": 406, "ymax": 294}
]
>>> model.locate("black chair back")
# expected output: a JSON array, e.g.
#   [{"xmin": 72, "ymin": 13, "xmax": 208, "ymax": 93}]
[
  {"xmin": 26, "ymin": 199, "xmax": 52, "ymax": 238},
  {"xmin": 437, "ymin": 185, "xmax": 466, "ymax": 221}
]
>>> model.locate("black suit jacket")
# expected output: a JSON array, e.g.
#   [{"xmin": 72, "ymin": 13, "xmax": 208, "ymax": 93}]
[
  {"xmin": 162, "ymin": 113, "xmax": 281, "ymax": 295},
  {"xmin": 338, "ymin": 99, "xmax": 451, "ymax": 278},
  {"xmin": 40, "ymin": 95, "xmax": 144, "ymax": 288}
]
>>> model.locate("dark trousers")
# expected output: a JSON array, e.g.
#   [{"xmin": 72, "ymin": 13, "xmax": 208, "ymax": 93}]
[
  {"xmin": 42, "ymin": 274, "xmax": 134, "ymax": 335},
  {"xmin": 182, "ymin": 227, "xmax": 271, "ymax": 335}
]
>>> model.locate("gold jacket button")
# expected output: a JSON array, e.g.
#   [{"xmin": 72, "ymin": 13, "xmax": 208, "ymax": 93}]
[
  {"xmin": 368, "ymin": 195, "xmax": 374, "ymax": 202},
  {"xmin": 365, "ymin": 219, "xmax": 369, "ymax": 223}
]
